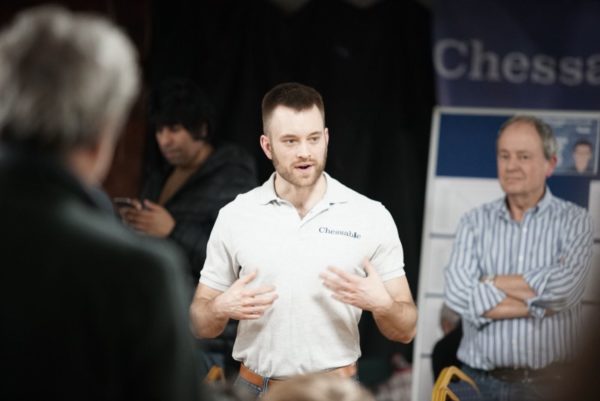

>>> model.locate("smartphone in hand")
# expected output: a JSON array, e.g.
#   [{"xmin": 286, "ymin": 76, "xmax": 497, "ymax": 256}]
[{"xmin": 113, "ymin": 197, "xmax": 142, "ymax": 210}]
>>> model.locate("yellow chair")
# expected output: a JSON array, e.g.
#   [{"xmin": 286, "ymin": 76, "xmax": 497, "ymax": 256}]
[
  {"xmin": 432, "ymin": 366, "xmax": 480, "ymax": 401},
  {"xmin": 204, "ymin": 365, "xmax": 226, "ymax": 384}
]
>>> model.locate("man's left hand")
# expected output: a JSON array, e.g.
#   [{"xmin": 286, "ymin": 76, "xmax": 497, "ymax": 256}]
[
  {"xmin": 320, "ymin": 259, "xmax": 393, "ymax": 313},
  {"xmin": 122, "ymin": 199, "xmax": 175, "ymax": 238}
]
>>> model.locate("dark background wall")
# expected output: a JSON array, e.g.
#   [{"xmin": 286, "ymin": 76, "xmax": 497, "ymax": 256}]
[{"xmin": 1, "ymin": 0, "xmax": 435, "ymax": 382}]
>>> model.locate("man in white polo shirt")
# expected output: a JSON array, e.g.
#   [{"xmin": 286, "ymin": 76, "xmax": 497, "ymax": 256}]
[{"xmin": 190, "ymin": 82, "xmax": 417, "ymax": 398}]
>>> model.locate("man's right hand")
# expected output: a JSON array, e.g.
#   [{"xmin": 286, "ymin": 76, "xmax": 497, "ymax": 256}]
[
  {"xmin": 190, "ymin": 271, "xmax": 277, "ymax": 338},
  {"xmin": 212, "ymin": 270, "xmax": 278, "ymax": 320}
]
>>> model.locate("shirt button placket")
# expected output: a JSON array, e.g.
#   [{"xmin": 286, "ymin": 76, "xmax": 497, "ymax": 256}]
[{"xmin": 517, "ymin": 219, "xmax": 529, "ymax": 272}]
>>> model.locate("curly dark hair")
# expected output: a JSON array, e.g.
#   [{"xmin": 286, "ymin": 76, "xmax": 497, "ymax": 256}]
[{"xmin": 148, "ymin": 78, "xmax": 215, "ymax": 143}]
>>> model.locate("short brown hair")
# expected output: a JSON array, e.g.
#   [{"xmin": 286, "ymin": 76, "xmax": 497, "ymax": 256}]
[{"xmin": 262, "ymin": 82, "xmax": 325, "ymax": 131}]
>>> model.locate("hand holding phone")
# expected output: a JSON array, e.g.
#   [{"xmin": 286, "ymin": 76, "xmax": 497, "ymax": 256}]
[
  {"xmin": 114, "ymin": 198, "xmax": 175, "ymax": 238},
  {"xmin": 113, "ymin": 197, "xmax": 142, "ymax": 210}
]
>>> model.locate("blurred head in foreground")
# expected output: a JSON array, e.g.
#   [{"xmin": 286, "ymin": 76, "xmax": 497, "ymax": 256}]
[{"xmin": 0, "ymin": 5, "xmax": 139, "ymax": 184}]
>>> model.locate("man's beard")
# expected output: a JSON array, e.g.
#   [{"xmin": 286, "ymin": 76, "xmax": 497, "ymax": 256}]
[{"xmin": 271, "ymin": 148, "xmax": 327, "ymax": 188}]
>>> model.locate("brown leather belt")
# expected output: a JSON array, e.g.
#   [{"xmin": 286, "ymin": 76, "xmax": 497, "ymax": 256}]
[
  {"xmin": 239, "ymin": 363, "xmax": 357, "ymax": 389},
  {"xmin": 487, "ymin": 363, "xmax": 568, "ymax": 383}
]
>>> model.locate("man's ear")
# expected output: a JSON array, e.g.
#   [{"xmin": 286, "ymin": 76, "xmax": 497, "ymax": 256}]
[
  {"xmin": 546, "ymin": 154, "xmax": 558, "ymax": 177},
  {"xmin": 260, "ymin": 134, "xmax": 272, "ymax": 160},
  {"xmin": 324, "ymin": 127, "xmax": 329, "ymax": 145}
]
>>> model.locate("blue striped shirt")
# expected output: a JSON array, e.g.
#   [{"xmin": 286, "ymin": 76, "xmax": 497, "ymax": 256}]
[{"xmin": 444, "ymin": 189, "xmax": 593, "ymax": 370}]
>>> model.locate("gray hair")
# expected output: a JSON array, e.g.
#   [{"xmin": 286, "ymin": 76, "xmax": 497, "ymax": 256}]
[
  {"xmin": 498, "ymin": 115, "xmax": 557, "ymax": 160},
  {"xmin": 0, "ymin": 5, "xmax": 140, "ymax": 152}
]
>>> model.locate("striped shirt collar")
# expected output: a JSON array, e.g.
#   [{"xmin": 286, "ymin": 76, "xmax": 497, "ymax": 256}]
[
  {"xmin": 496, "ymin": 186, "xmax": 554, "ymax": 221},
  {"xmin": 257, "ymin": 172, "xmax": 349, "ymax": 205}
]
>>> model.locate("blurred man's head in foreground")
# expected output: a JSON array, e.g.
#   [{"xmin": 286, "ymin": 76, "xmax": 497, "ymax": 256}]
[{"xmin": 0, "ymin": 5, "xmax": 139, "ymax": 183}]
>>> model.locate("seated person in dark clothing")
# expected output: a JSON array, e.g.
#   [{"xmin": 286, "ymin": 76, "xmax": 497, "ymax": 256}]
[
  {"xmin": 119, "ymin": 78, "xmax": 257, "ymax": 378},
  {"xmin": 120, "ymin": 78, "xmax": 257, "ymax": 282},
  {"xmin": 432, "ymin": 304, "xmax": 462, "ymax": 380}
]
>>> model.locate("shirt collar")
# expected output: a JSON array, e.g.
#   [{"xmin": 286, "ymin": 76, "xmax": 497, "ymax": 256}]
[
  {"xmin": 497, "ymin": 186, "xmax": 554, "ymax": 220},
  {"xmin": 257, "ymin": 173, "xmax": 279, "ymax": 205},
  {"xmin": 256, "ymin": 172, "xmax": 349, "ymax": 205}
]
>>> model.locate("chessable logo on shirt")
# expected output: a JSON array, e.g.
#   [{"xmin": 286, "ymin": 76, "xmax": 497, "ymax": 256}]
[{"xmin": 318, "ymin": 227, "xmax": 361, "ymax": 239}]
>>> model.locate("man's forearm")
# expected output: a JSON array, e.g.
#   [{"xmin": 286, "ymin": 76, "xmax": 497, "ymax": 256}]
[
  {"xmin": 492, "ymin": 274, "xmax": 536, "ymax": 302},
  {"xmin": 190, "ymin": 298, "xmax": 229, "ymax": 339},
  {"xmin": 483, "ymin": 296, "xmax": 529, "ymax": 319},
  {"xmin": 372, "ymin": 301, "xmax": 417, "ymax": 343}
]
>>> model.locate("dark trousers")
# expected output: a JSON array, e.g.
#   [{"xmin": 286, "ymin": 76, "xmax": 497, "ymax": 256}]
[{"xmin": 462, "ymin": 365, "xmax": 561, "ymax": 401}]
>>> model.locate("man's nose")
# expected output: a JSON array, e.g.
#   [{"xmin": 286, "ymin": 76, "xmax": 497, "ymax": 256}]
[
  {"xmin": 296, "ymin": 140, "xmax": 311, "ymax": 159},
  {"xmin": 505, "ymin": 157, "xmax": 519, "ymax": 170}
]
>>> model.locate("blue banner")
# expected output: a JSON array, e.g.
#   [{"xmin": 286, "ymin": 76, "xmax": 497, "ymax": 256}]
[{"xmin": 433, "ymin": 0, "xmax": 600, "ymax": 110}]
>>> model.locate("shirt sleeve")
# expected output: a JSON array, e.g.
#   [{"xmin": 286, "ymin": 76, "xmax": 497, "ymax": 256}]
[
  {"xmin": 444, "ymin": 213, "xmax": 507, "ymax": 328},
  {"xmin": 370, "ymin": 205, "xmax": 406, "ymax": 282},
  {"xmin": 523, "ymin": 208, "xmax": 593, "ymax": 316},
  {"xmin": 198, "ymin": 209, "xmax": 239, "ymax": 292}
]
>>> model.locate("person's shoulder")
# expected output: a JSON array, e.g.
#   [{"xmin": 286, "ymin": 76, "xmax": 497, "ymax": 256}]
[
  {"xmin": 460, "ymin": 197, "xmax": 504, "ymax": 224},
  {"xmin": 550, "ymin": 195, "xmax": 591, "ymax": 221},
  {"xmin": 328, "ymin": 175, "xmax": 383, "ymax": 208},
  {"xmin": 216, "ymin": 183, "xmax": 265, "ymax": 215},
  {"xmin": 202, "ymin": 143, "xmax": 258, "ymax": 190},
  {"xmin": 327, "ymin": 176, "xmax": 401, "ymax": 230},
  {"xmin": 477, "ymin": 197, "xmax": 504, "ymax": 213},
  {"xmin": 61, "ymin": 208, "xmax": 193, "ymax": 329},
  {"xmin": 64, "ymin": 204, "xmax": 187, "ymax": 277}
]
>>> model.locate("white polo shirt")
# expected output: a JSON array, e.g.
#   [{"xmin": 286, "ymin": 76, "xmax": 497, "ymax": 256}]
[{"xmin": 200, "ymin": 172, "xmax": 405, "ymax": 378}]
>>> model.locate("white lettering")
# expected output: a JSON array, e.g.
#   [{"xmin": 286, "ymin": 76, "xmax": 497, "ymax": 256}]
[
  {"xmin": 469, "ymin": 40, "xmax": 500, "ymax": 81},
  {"xmin": 433, "ymin": 38, "xmax": 599, "ymax": 88},
  {"xmin": 559, "ymin": 57, "xmax": 583, "ymax": 86},
  {"xmin": 434, "ymin": 39, "xmax": 468, "ymax": 79},
  {"xmin": 502, "ymin": 52, "xmax": 529, "ymax": 83},
  {"xmin": 586, "ymin": 54, "xmax": 600, "ymax": 85},
  {"xmin": 531, "ymin": 54, "xmax": 556, "ymax": 85}
]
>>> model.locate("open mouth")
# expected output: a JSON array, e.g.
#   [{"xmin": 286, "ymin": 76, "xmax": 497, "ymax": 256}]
[{"xmin": 296, "ymin": 163, "xmax": 313, "ymax": 171}]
